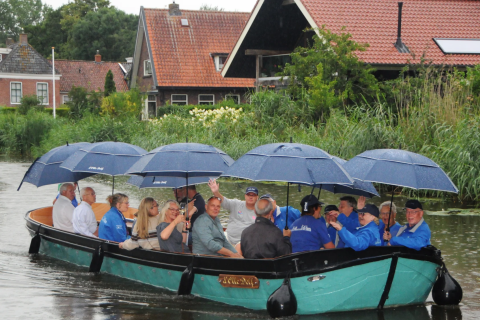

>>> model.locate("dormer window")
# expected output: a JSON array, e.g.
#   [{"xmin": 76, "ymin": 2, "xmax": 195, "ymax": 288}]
[
  {"xmin": 213, "ymin": 55, "xmax": 228, "ymax": 72},
  {"xmin": 144, "ymin": 60, "xmax": 152, "ymax": 76}
]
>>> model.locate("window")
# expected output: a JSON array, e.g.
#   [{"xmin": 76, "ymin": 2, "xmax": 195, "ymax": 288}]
[
  {"xmin": 214, "ymin": 56, "xmax": 227, "ymax": 71},
  {"xmin": 198, "ymin": 94, "xmax": 215, "ymax": 105},
  {"xmin": 225, "ymin": 94, "xmax": 240, "ymax": 104},
  {"xmin": 144, "ymin": 60, "xmax": 152, "ymax": 76},
  {"xmin": 10, "ymin": 82, "xmax": 22, "ymax": 104},
  {"xmin": 37, "ymin": 82, "xmax": 48, "ymax": 104},
  {"xmin": 433, "ymin": 38, "xmax": 480, "ymax": 54},
  {"xmin": 147, "ymin": 94, "xmax": 157, "ymax": 117},
  {"xmin": 63, "ymin": 95, "xmax": 71, "ymax": 104},
  {"xmin": 171, "ymin": 94, "xmax": 188, "ymax": 105}
]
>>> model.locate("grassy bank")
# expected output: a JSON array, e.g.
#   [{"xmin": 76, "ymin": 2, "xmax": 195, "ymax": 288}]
[{"xmin": 1, "ymin": 66, "xmax": 480, "ymax": 201}]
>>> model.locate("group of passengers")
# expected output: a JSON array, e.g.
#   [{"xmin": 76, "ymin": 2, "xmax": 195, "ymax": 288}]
[{"xmin": 51, "ymin": 180, "xmax": 431, "ymax": 258}]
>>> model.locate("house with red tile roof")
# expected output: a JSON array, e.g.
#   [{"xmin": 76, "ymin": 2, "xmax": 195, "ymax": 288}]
[
  {"xmin": 222, "ymin": 0, "xmax": 480, "ymax": 87},
  {"xmin": 130, "ymin": 3, "xmax": 255, "ymax": 116},
  {"xmin": 0, "ymin": 34, "xmax": 61, "ymax": 108},
  {"xmin": 53, "ymin": 52, "xmax": 129, "ymax": 104}
]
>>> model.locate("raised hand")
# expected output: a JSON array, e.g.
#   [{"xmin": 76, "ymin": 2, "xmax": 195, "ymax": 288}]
[
  {"xmin": 208, "ymin": 179, "xmax": 219, "ymax": 193},
  {"xmin": 174, "ymin": 214, "xmax": 186, "ymax": 225},
  {"xmin": 330, "ymin": 221, "xmax": 342, "ymax": 231},
  {"xmin": 357, "ymin": 196, "xmax": 366, "ymax": 210}
]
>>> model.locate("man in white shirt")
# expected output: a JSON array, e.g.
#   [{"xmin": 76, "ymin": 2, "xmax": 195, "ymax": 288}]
[
  {"xmin": 52, "ymin": 183, "xmax": 76, "ymax": 232},
  {"xmin": 72, "ymin": 187, "xmax": 98, "ymax": 237},
  {"xmin": 208, "ymin": 179, "xmax": 258, "ymax": 245}
]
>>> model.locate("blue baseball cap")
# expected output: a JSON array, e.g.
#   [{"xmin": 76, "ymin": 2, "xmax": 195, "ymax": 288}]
[
  {"xmin": 357, "ymin": 204, "xmax": 380, "ymax": 218},
  {"xmin": 245, "ymin": 187, "xmax": 258, "ymax": 195}
]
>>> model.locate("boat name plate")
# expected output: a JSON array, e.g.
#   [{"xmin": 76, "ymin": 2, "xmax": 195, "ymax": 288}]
[{"xmin": 218, "ymin": 274, "xmax": 260, "ymax": 289}]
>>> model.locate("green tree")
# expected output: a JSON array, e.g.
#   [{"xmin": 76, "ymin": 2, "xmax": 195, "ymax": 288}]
[
  {"xmin": 67, "ymin": 7, "xmax": 137, "ymax": 61},
  {"xmin": 0, "ymin": 0, "xmax": 51, "ymax": 46},
  {"xmin": 282, "ymin": 26, "xmax": 379, "ymax": 119},
  {"xmin": 24, "ymin": 7, "xmax": 67, "ymax": 57},
  {"xmin": 104, "ymin": 69, "xmax": 116, "ymax": 97},
  {"xmin": 66, "ymin": 86, "xmax": 102, "ymax": 119}
]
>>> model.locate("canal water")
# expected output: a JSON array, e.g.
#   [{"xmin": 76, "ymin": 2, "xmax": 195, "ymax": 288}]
[{"xmin": 1, "ymin": 161, "xmax": 478, "ymax": 319}]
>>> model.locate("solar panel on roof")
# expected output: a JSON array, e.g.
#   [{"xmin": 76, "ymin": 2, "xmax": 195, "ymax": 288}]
[
  {"xmin": 181, "ymin": 19, "xmax": 189, "ymax": 27},
  {"xmin": 434, "ymin": 39, "xmax": 480, "ymax": 55}
]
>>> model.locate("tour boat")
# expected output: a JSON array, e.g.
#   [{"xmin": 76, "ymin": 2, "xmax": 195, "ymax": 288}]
[{"xmin": 25, "ymin": 204, "xmax": 457, "ymax": 317}]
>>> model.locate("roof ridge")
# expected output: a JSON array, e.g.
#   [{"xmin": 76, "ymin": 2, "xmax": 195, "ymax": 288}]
[{"xmin": 143, "ymin": 8, "xmax": 250, "ymax": 14}]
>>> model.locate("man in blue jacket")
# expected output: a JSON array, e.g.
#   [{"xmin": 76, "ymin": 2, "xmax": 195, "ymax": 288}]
[
  {"xmin": 330, "ymin": 204, "xmax": 381, "ymax": 251},
  {"xmin": 336, "ymin": 196, "xmax": 360, "ymax": 234},
  {"xmin": 378, "ymin": 201, "xmax": 402, "ymax": 246},
  {"xmin": 386, "ymin": 200, "xmax": 431, "ymax": 251},
  {"xmin": 319, "ymin": 205, "xmax": 345, "ymax": 248},
  {"xmin": 259, "ymin": 194, "xmax": 301, "ymax": 230}
]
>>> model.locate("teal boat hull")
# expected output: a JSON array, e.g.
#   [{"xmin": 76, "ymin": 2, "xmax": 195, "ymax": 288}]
[{"xmin": 26, "ymin": 211, "xmax": 442, "ymax": 315}]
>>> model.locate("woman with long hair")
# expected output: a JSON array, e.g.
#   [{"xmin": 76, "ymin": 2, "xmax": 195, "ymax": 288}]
[
  {"xmin": 98, "ymin": 193, "xmax": 130, "ymax": 242},
  {"xmin": 119, "ymin": 197, "xmax": 162, "ymax": 250}
]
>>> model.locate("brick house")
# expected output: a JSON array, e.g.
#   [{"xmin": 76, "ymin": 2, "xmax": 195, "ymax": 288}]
[
  {"xmin": 130, "ymin": 3, "xmax": 255, "ymax": 116},
  {"xmin": 52, "ymin": 52, "xmax": 129, "ymax": 104},
  {"xmin": 222, "ymin": 0, "xmax": 480, "ymax": 88},
  {"xmin": 0, "ymin": 34, "xmax": 61, "ymax": 107}
]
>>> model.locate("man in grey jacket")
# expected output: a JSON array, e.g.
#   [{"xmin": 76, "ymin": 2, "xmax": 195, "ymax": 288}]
[
  {"xmin": 192, "ymin": 196, "xmax": 242, "ymax": 257},
  {"xmin": 208, "ymin": 179, "xmax": 258, "ymax": 245}
]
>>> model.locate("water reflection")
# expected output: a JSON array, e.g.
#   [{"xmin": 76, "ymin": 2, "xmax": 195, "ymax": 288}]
[{"xmin": 1, "ymin": 162, "xmax": 479, "ymax": 319}]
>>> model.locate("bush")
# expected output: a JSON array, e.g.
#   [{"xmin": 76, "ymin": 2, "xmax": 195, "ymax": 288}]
[
  {"xmin": 17, "ymin": 95, "xmax": 44, "ymax": 115},
  {"xmin": 100, "ymin": 88, "xmax": 144, "ymax": 119},
  {"xmin": 66, "ymin": 86, "xmax": 102, "ymax": 119}
]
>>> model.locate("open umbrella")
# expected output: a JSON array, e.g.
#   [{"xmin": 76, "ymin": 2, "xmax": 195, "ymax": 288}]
[
  {"xmin": 222, "ymin": 143, "xmax": 354, "ymax": 228},
  {"xmin": 17, "ymin": 142, "xmax": 95, "ymax": 191},
  {"xmin": 127, "ymin": 175, "xmax": 211, "ymax": 189},
  {"xmin": 60, "ymin": 141, "xmax": 147, "ymax": 193}
]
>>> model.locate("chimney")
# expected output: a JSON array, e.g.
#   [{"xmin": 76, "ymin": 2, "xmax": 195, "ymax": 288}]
[
  {"xmin": 19, "ymin": 33, "xmax": 28, "ymax": 45},
  {"xmin": 394, "ymin": 2, "xmax": 410, "ymax": 53},
  {"xmin": 169, "ymin": 1, "xmax": 181, "ymax": 16},
  {"xmin": 6, "ymin": 38, "xmax": 14, "ymax": 46},
  {"xmin": 95, "ymin": 50, "xmax": 101, "ymax": 62}
]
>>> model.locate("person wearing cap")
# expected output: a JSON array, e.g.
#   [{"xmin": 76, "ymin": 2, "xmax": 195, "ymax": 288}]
[
  {"xmin": 290, "ymin": 195, "xmax": 334, "ymax": 253},
  {"xmin": 319, "ymin": 205, "xmax": 345, "ymax": 248},
  {"xmin": 335, "ymin": 196, "xmax": 361, "ymax": 234},
  {"xmin": 239, "ymin": 197, "xmax": 292, "ymax": 259},
  {"xmin": 385, "ymin": 200, "xmax": 431, "ymax": 251},
  {"xmin": 172, "ymin": 185, "xmax": 205, "ymax": 245},
  {"xmin": 378, "ymin": 201, "xmax": 402, "ymax": 246},
  {"xmin": 208, "ymin": 179, "xmax": 258, "ymax": 245},
  {"xmin": 330, "ymin": 204, "xmax": 381, "ymax": 251},
  {"xmin": 258, "ymin": 194, "xmax": 301, "ymax": 231}
]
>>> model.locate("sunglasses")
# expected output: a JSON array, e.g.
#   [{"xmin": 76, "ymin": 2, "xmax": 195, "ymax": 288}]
[{"xmin": 207, "ymin": 196, "xmax": 222, "ymax": 202}]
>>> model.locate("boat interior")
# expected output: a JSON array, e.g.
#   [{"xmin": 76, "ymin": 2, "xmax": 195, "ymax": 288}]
[{"xmin": 29, "ymin": 204, "xmax": 138, "ymax": 228}]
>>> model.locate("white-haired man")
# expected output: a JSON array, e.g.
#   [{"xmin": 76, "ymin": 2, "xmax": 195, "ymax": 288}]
[
  {"xmin": 72, "ymin": 187, "xmax": 98, "ymax": 237},
  {"xmin": 52, "ymin": 183, "xmax": 76, "ymax": 232}
]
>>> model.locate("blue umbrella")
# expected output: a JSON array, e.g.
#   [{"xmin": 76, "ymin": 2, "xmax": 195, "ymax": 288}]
[
  {"xmin": 127, "ymin": 175, "xmax": 211, "ymax": 189},
  {"xmin": 60, "ymin": 141, "xmax": 148, "ymax": 193},
  {"xmin": 17, "ymin": 142, "xmax": 95, "ymax": 190},
  {"xmin": 343, "ymin": 149, "xmax": 458, "ymax": 193},
  {"xmin": 126, "ymin": 143, "xmax": 234, "ymax": 178},
  {"xmin": 222, "ymin": 143, "xmax": 354, "ymax": 185},
  {"xmin": 314, "ymin": 156, "xmax": 379, "ymax": 198},
  {"xmin": 222, "ymin": 143, "xmax": 354, "ymax": 229}
]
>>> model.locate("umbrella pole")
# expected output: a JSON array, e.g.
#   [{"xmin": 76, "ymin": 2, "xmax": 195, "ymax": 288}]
[
  {"xmin": 112, "ymin": 176, "xmax": 115, "ymax": 195},
  {"xmin": 317, "ymin": 184, "xmax": 323, "ymax": 199},
  {"xmin": 385, "ymin": 187, "xmax": 395, "ymax": 242},
  {"xmin": 185, "ymin": 173, "xmax": 189, "ymax": 250},
  {"xmin": 285, "ymin": 183, "xmax": 290, "ymax": 230}
]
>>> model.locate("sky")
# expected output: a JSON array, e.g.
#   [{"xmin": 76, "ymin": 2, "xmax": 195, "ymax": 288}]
[{"xmin": 42, "ymin": 0, "xmax": 258, "ymax": 14}]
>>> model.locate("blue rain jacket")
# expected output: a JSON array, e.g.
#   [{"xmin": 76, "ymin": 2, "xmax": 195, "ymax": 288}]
[
  {"xmin": 338, "ymin": 220, "xmax": 381, "ymax": 251},
  {"xmin": 337, "ymin": 210, "xmax": 361, "ymax": 234},
  {"xmin": 319, "ymin": 216, "xmax": 345, "ymax": 248},
  {"xmin": 378, "ymin": 221, "xmax": 402, "ymax": 246},
  {"xmin": 99, "ymin": 207, "xmax": 129, "ymax": 242},
  {"xmin": 390, "ymin": 218, "xmax": 431, "ymax": 251},
  {"xmin": 273, "ymin": 206, "xmax": 301, "ymax": 230}
]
